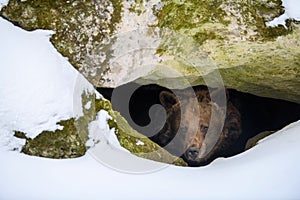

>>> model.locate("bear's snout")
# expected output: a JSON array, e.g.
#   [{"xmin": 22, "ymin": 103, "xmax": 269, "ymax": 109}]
[{"xmin": 185, "ymin": 146, "xmax": 199, "ymax": 161}]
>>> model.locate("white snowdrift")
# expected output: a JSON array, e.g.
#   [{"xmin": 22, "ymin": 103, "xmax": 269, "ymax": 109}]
[
  {"xmin": 1, "ymin": 0, "xmax": 300, "ymax": 199},
  {"xmin": 0, "ymin": 17, "xmax": 94, "ymax": 141},
  {"xmin": 0, "ymin": 121, "xmax": 300, "ymax": 200}
]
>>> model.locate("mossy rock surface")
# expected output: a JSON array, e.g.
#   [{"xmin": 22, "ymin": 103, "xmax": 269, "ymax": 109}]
[
  {"xmin": 154, "ymin": 0, "xmax": 300, "ymax": 103},
  {"xmin": 15, "ymin": 119, "xmax": 86, "ymax": 159},
  {"xmin": 13, "ymin": 91, "xmax": 99, "ymax": 159},
  {"xmin": 157, "ymin": 0, "xmax": 289, "ymax": 43},
  {"xmin": 1, "ymin": 0, "xmax": 299, "ymax": 103}
]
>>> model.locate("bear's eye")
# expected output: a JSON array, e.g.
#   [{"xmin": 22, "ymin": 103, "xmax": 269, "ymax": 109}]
[{"xmin": 200, "ymin": 125, "xmax": 209, "ymax": 135}]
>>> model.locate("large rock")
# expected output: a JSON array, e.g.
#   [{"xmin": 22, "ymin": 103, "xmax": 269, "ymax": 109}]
[
  {"xmin": 1, "ymin": 0, "xmax": 299, "ymax": 103},
  {"xmin": 0, "ymin": 0, "xmax": 123, "ymax": 77},
  {"xmin": 1, "ymin": 0, "xmax": 299, "ymax": 165}
]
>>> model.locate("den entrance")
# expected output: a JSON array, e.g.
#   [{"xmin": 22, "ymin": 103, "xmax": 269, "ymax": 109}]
[{"xmin": 97, "ymin": 83, "xmax": 300, "ymax": 166}]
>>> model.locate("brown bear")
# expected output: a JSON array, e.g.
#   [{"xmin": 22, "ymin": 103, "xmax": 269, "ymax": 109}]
[{"xmin": 150, "ymin": 87, "xmax": 242, "ymax": 166}]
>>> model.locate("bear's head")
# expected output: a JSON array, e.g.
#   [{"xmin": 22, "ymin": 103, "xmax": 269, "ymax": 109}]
[{"xmin": 153, "ymin": 88, "xmax": 242, "ymax": 166}]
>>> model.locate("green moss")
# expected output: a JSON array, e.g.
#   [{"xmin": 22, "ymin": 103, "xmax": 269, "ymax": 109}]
[
  {"xmin": 110, "ymin": 0, "xmax": 123, "ymax": 30},
  {"xmin": 20, "ymin": 118, "xmax": 86, "ymax": 159},
  {"xmin": 128, "ymin": 0, "xmax": 144, "ymax": 15},
  {"xmin": 156, "ymin": 0, "xmax": 294, "ymax": 45},
  {"xmin": 156, "ymin": 0, "xmax": 229, "ymax": 45},
  {"xmin": 193, "ymin": 30, "xmax": 219, "ymax": 45},
  {"xmin": 157, "ymin": 0, "xmax": 228, "ymax": 29}
]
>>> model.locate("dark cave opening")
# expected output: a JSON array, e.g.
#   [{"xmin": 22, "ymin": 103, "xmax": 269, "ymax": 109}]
[{"xmin": 97, "ymin": 83, "xmax": 300, "ymax": 165}]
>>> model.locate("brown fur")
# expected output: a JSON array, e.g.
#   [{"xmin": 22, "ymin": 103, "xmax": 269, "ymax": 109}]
[{"xmin": 151, "ymin": 87, "xmax": 242, "ymax": 166}]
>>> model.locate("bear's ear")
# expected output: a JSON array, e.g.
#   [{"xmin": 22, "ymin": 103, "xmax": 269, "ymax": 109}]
[
  {"xmin": 159, "ymin": 91, "xmax": 178, "ymax": 109},
  {"xmin": 210, "ymin": 88, "xmax": 228, "ymax": 107}
]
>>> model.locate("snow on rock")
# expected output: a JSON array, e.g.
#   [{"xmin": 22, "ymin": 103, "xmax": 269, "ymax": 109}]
[
  {"xmin": 84, "ymin": 101, "xmax": 92, "ymax": 110},
  {"xmin": 86, "ymin": 110, "xmax": 127, "ymax": 153},
  {"xmin": 0, "ymin": 0, "xmax": 8, "ymax": 10},
  {"xmin": 0, "ymin": 129, "xmax": 25, "ymax": 151},
  {"xmin": 0, "ymin": 17, "xmax": 93, "ymax": 140},
  {"xmin": 136, "ymin": 139, "xmax": 145, "ymax": 146},
  {"xmin": 266, "ymin": 0, "xmax": 300, "ymax": 27}
]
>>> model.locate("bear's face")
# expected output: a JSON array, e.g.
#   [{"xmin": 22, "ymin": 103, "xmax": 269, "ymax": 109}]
[{"xmin": 156, "ymin": 88, "xmax": 241, "ymax": 166}]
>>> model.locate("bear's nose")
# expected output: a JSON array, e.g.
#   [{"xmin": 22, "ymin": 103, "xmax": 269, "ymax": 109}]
[{"xmin": 186, "ymin": 147, "xmax": 199, "ymax": 160}]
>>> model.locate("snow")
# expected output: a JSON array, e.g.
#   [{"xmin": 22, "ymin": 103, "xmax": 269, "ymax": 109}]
[
  {"xmin": 86, "ymin": 110, "xmax": 127, "ymax": 153},
  {"xmin": 0, "ymin": 0, "xmax": 300, "ymax": 199},
  {"xmin": 0, "ymin": 17, "xmax": 93, "ymax": 140},
  {"xmin": 266, "ymin": 0, "xmax": 300, "ymax": 27},
  {"xmin": 84, "ymin": 101, "xmax": 92, "ymax": 110},
  {"xmin": 0, "ymin": 121, "xmax": 300, "ymax": 199},
  {"xmin": 136, "ymin": 139, "xmax": 145, "ymax": 146},
  {"xmin": 0, "ymin": 0, "xmax": 8, "ymax": 10}
]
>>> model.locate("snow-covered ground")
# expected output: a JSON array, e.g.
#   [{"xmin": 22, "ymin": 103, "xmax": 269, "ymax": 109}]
[
  {"xmin": 1, "ymin": 121, "xmax": 300, "ymax": 200},
  {"xmin": 0, "ymin": 0, "xmax": 300, "ymax": 199}
]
